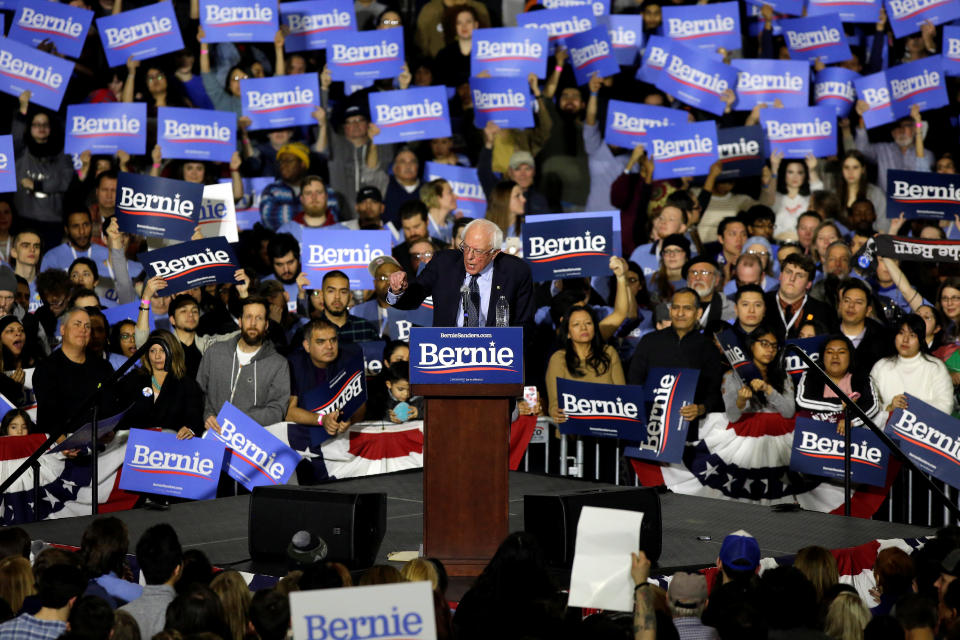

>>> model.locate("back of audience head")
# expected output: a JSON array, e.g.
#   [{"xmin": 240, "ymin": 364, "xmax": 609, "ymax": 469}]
[
  {"xmin": 80, "ymin": 516, "xmax": 129, "ymax": 579},
  {"xmin": 824, "ymin": 591, "xmax": 871, "ymax": 640},
  {"xmin": 0, "ymin": 526, "xmax": 30, "ymax": 561},
  {"xmin": 358, "ymin": 565, "xmax": 403, "ymax": 586},
  {"xmin": 112, "ymin": 610, "xmax": 141, "ymax": 640},
  {"xmin": 65, "ymin": 596, "xmax": 114, "ymax": 640},
  {"xmin": 400, "ymin": 558, "xmax": 439, "ymax": 590},
  {"xmin": 38, "ymin": 563, "xmax": 87, "ymax": 610},
  {"xmin": 0, "ymin": 555, "xmax": 34, "ymax": 612},
  {"xmin": 164, "ymin": 583, "xmax": 230, "ymax": 640},
  {"xmin": 249, "ymin": 589, "xmax": 290, "ymax": 640},
  {"xmin": 136, "ymin": 523, "xmax": 183, "ymax": 586},
  {"xmin": 794, "ymin": 545, "xmax": 839, "ymax": 604},
  {"xmin": 209, "ymin": 571, "xmax": 251, "ymax": 640}
]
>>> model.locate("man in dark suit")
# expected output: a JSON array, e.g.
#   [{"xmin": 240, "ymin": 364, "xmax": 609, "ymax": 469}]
[
  {"xmin": 764, "ymin": 253, "xmax": 837, "ymax": 340},
  {"xmin": 386, "ymin": 219, "xmax": 534, "ymax": 329}
]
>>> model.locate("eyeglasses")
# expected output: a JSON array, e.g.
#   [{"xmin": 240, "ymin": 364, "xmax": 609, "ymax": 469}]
[
  {"xmin": 942, "ymin": 295, "xmax": 960, "ymax": 303},
  {"xmin": 147, "ymin": 73, "xmax": 164, "ymax": 81},
  {"xmin": 756, "ymin": 339, "xmax": 779, "ymax": 350},
  {"xmin": 626, "ymin": 277, "xmax": 640, "ymax": 284},
  {"xmin": 412, "ymin": 252, "xmax": 433, "ymax": 259},
  {"xmin": 662, "ymin": 248, "xmax": 686, "ymax": 256},
  {"xmin": 232, "ymin": 75, "xmax": 247, "ymax": 82},
  {"xmin": 120, "ymin": 333, "xmax": 134, "ymax": 340},
  {"xmin": 459, "ymin": 242, "xmax": 494, "ymax": 257},
  {"xmin": 746, "ymin": 250, "xmax": 769, "ymax": 257},
  {"xmin": 381, "ymin": 18, "xmax": 400, "ymax": 25},
  {"xmin": 374, "ymin": 275, "xmax": 391, "ymax": 282},
  {"xmin": 688, "ymin": 269, "xmax": 714, "ymax": 277},
  {"xmin": 310, "ymin": 290, "xmax": 322, "ymax": 296}
]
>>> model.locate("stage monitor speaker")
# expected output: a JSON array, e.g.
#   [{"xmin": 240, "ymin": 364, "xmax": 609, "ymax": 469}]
[
  {"xmin": 524, "ymin": 488, "xmax": 662, "ymax": 567},
  {"xmin": 249, "ymin": 486, "xmax": 386, "ymax": 569}
]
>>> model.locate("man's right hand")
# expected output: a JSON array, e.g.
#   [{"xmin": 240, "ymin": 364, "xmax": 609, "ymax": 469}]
[{"xmin": 388, "ymin": 271, "xmax": 408, "ymax": 296}]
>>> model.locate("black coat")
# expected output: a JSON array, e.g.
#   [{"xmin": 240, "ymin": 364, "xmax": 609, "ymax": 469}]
[
  {"xmin": 627, "ymin": 327, "xmax": 724, "ymax": 413},
  {"xmin": 118, "ymin": 369, "xmax": 204, "ymax": 435},
  {"xmin": 764, "ymin": 289, "xmax": 838, "ymax": 339}
]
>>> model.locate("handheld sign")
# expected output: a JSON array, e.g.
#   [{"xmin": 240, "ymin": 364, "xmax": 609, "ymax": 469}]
[
  {"xmin": 9, "ymin": 1, "xmax": 93, "ymax": 59},
  {"xmin": 0, "ymin": 135, "xmax": 17, "ymax": 194},
  {"xmin": 302, "ymin": 351, "xmax": 368, "ymax": 422},
  {"xmin": 814, "ymin": 67, "xmax": 859, "ymax": 118},
  {"xmin": 540, "ymin": 0, "xmax": 609, "ymax": 17},
  {"xmin": 732, "ymin": 58, "xmax": 810, "ymax": 110},
  {"xmin": 240, "ymin": 73, "xmax": 319, "ymax": 130},
  {"xmin": 556, "ymin": 379, "xmax": 645, "ymax": 439},
  {"xmin": 605, "ymin": 15, "xmax": 644, "ymax": 66},
  {"xmin": 658, "ymin": 42, "xmax": 737, "ymax": 116},
  {"xmin": 471, "ymin": 27, "xmax": 548, "ymax": 78},
  {"xmin": 623, "ymin": 367, "xmax": 699, "ymax": 464},
  {"xmin": 425, "ymin": 162, "xmax": 486, "ymax": 218},
  {"xmin": 97, "ymin": 3, "xmax": 184, "ymax": 68},
  {"xmin": 0, "ymin": 36, "xmax": 74, "ymax": 110},
  {"xmin": 532, "ymin": 210, "xmax": 622, "ymax": 257},
  {"xmin": 158, "ymin": 106, "xmax": 236, "ymax": 163},
  {"xmin": 784, "ymin": 336, "xmax": 827, "ymax": 384},
  {"xmin": 886, "ymin": 55, "xmax": 948, "ymax": 119},
  {"xmin": 409, "ymin": 327, "xmax": 523, "ymax": 385},
  {"xmin": 116, "ymin": 173, "xmax": 203, "ymax": 241},
  {"xmin": 567, "ymin": 26, "xmax": 619, "ymax": 85},
  {"xmin": 661, "ymin": 1, "xmax": 741, "ymax": 52},
  {"xmin": 886, "ymin": 395, "xmax": 960, "ymax": 490},
  {"xmin": 884, "ymin": 0, "xmax": 960, "ymax": 38},
  {"xmin": 635, "ymin": 35, "xmax": 672, "ymax": 84},
  {"xmin": 523, "ymin": 215, "xmax": 613, "ymax": 281},
  {"xmin": 603, "ymin": 100, "xmax": 682, "ymax": 150},
  {"xmin": 103, "ymin": 301, "xmax": 156, "ymax": 331},
  {"xmin": 301, "ymin": 228, "xmax": 392, "ymax": 290},
  {"xmin": 516, "ymin": 6, "xmax": 595, "ymax": 45},
  {"xmin": 209, "ymin": 402, "xmax": 299, "ymax": 491},
  {"xmin": 790, "ymin": 417, "xmax": 888, "ymax": 487},
  {"xmin": 782, "ymin": 14, "xmax": 851, "ymax": 64},
  {"xmin": 140, "ymin": 237, "xmax": 240, "ymax": 296},
  {"xmin": 855, "ymin": 71, "xmax": 895, "ymax": 129},
  {"xmin": 945, "ymin": 26, "xmax": 960, "ymax": 76},
  {"xmin": 470, "ymin": 76, "xmax": 534, "ymax": 129},
  {"xmin": 761, "ymin": 106, "xmax": 837, "ymax": 158},
  {"xmin": 120, "ymin": 429, "xmax": 225, "ymax": 500},
  {"xmin": 200, "ymin": 0, "xmax": 278, "ymax": 42},
  {"xmin": 65, "ymin": 103, "xmax": 146, "ymax": 156},
  {"xmin": 716, "ymin": 328, "xmax": 763, "ymax": 384},
  {"xmin": 875, "ymin": 235, "xmax": 960, "ymax": 263},
  {"xmin": 648, "ymin": 120, "xmax": 719, "ymax": 180},
  {"xmin": 369, "ymin": 86, "xmax": 450, "ymax": 145},
  {"xmin": 717, "ymin": 125, "xmax": 766, "ymax": 179},
  {"xmin": 887, "ymin": 169, "xmax": 960, "ymax": 220},
  {"xmin": 281, "ymin": 0, "xmax": 353, "ymax": 51},
  {"xmin": 807, "ymin": 0, "xmax": 880, "ymax": 23},
  {"xmin": 229, "ymin": 176, "xmax": 274, "ymax": 231},
  {"xmin": 744, "ymin": 0, "xmax": 804, "ymax": 16},
  {"xmin": 327, "ymin": 28, "xmax": 404, "ymax": 81},
  {"xmin": 199, "ymin": 183, "xmax": 239, "ymax": 243}
]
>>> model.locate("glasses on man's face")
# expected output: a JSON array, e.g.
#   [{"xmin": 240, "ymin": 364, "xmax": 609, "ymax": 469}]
[
  {"xmin": 746, "ymin": 250, "xmax": 769, "ymax": 258},
  {"xmin": 381, "ymin": 18, "xmax": 400, "ymax": 25},
  {"xmin": 688, "ymin": 269, "xmax": 714, "ymax": 278},
  {"xmin": 147, "ymin": 73, "xmax": 164, "ymax": 82},
  {"xmin": 756, "ymin": 339, "xmax": 779, "ymax": 350},
  {"xmin": 459, "ymin": 243, "xmax": 493, "ymax": 257},
  {"xmin": 374, "ymin": 275, "xmax": 391, "ymax": 282},
  {"xmin": 232, "ymin": 75, "xmax": 247, "ymax": 82},
  {"xmin": 412, "ymin": 252, "xmax": 433, "ymax": 260}
]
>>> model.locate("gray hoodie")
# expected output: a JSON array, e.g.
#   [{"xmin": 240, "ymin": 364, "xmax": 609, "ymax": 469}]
[{"xmin": 196, "ymin": 336, "xmax": 290, "ymax": 426}]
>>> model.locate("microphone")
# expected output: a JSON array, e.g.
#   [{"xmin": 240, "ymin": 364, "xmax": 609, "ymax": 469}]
[{"xmin": 460, "ymin": 284, "xmax": 470, "ymax": 325}]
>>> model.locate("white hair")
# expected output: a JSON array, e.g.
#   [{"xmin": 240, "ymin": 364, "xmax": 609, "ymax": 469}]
[{"xmin": 463, "ymin": 218, "xmax": 504, "ymax": 252}]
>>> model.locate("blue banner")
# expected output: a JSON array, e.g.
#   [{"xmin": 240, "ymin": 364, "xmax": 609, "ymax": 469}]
[
  {"xmin": 200, "ymin": 0, "xmax": 277, "ymax": 42},
  {"xmin": 116, "ymin": 173, "xmax": 203, "ymax": 241},
  {"xmin": 120, "ymin": 429, "xmax": 225, "ymax": 500},
  {"xmin": 785, "ymin": 336, "xmax": 828, "ymax": 383},
  {"xmin": 209, "ymin": 402, "xmax": 299, "ymax": 490},
  {"xmin": 661, "ymin": 2, "xmax": 741, "ymax": 52},
  {"xmin": 624, "ymin": 367, "xmax": 699, "ymax": 463},
  {"xmin": 732, "ymin": 58, "xmax": 810, "ymax": 110},
  {"xmin": 0, "ymin": 135, "xmax": 15, "ymax": 194},
  {"xmin": 635, "ymin": 34, "xmax": 672, "ymax": 84},
  {"xmin": 745, "ymin": 0, "xmax": 804, "ymax": 15},
  {"xmin": 605, "ymin": 15, "xmax": 644, "ymax": 66},
  {"xmin": 855, "ymin": 71, "xmax": 895, "ymax": 128},
  {"xmin": 471, "ymin": 27, "xmax": 548, "ymax": 78},
  {"xmin": 302, "ymin": 351, "xmax": 367, "ymax": 421},
  {"xmin": 0, "ymin": 36, "xmax": 74, "ymax": 110},
  {"xmin": 228, "ymin": 176, "xmax": 273, "ymax": 231},
  {"xmin": 716, "ymin": 327, "xmax": 763, "ymax": 383},
  {"xmin": 887, "ymin": 169, "xmax": 960, "ymax": 220},
  {"xmin": 884, "ymin": 0, "xmax": 960, "ymax": 38},
  {"xmin": 945, "ymin": 26, "xmax": 960, "ymax": 76},
  {"xmin": 604, "ymin": 100, "xmax": 683, "ymax": 150},
  {"xmin": 65, "ymin": 103, "xmax": 146, "ymax": 156},
  {"xmin": 658, "ymin": 42, "xmax": 737, "ymax": 116},
  {"xmin": 761, "ymin": 106, "xmax": 837, "ymax": 158},
  {"xmin": 556, "ymin": 378, "xmax": 645, "ymax": 438},
  {"xmin": 807, "ymin": 0, "xmax": 880, "ymax": 23},
  {"xmin": 327, "ymin": 28, "xmax": 404, "ymax": 81},
  {"xmin": 516, "ymin": 7, "xmax": 595, "ymax": 44},
  {"xmin": 523, "ymin": 215, "xmax": 613, "ymax": 281},
  {"xmin": 782, "ymin": 14, "xmax": 852, "ymax": 63},
  {"xmin": 281, "ymin": 0, "xmax": 353, "ymax": 52},
  {"xmin": 717, "ymin": 125, "xmax": 766, "ymax": 179},
  {"xmin": 301, "ymin": 228, "xmax": 392, "ymax": 290},
  {"xmin": 648, "ymin": 120, "xmax": 719, "ymax": 180},
  {"xmin": 790, "ymin": 417, "xmax": 889, "ymax": 487},
  {"xmin": 470, "ymin": 76, "xmax": 534, "ymax": 129},
  {"xmin": 567, "ymin": 26, "xmax": 619, "ymax": 85},
  {"xmin": 103, "ymin": 301, "xmax": 156, "ymax": 331},
  {"xmin": 885, "ymin": 395, "xmax": 960, "ymax": 489},
  {"xmin": 886, "ymin": 55, "xmax": 948, "ymax": 119},
  {"xmin": 360, "ymin": 340, "xmax": 388, "ymax": 376},
  {"xmin": 158, "ymin": 106, "xmax": 236, "ymax": 163},
  {"xmin": 369, "ymin": 86, "xmax": 450, "ymax": 144},
  {"xmin": 530, "ymin": 211, "xmax": 622, "ymax": 257},
  {"xmin": 540, "ymin": 0, "xmax": 609, "ymax": 17},
  {"xmin": 9, "ymin": 1, "xmax": 93, "ymax": 59},
  {"xmin": 140, "ymin": 237, "xmax": 240, "ymax": 295},
  {"xmin": 814, "ymin": 67, "xmax": 859, "ymax": 117},
  {"xmin": 241, "ymin": 73, "xmax": 319, "ymax": 130},
  {"xmin": 409, "ymin": 327, "xmax": 524, "ymax": 384},
  {"xmin": 97, "ymin": 3, "xmax": 184, "ymax": 68},
  {"xmin": 424, "ymin": 162, "xmax": 486, "ymax": 218}
]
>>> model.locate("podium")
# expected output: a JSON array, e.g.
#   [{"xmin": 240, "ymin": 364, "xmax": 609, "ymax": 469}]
[{"xmin": 410, "ymin": 327, "xmax": 524, "ymax": 577}]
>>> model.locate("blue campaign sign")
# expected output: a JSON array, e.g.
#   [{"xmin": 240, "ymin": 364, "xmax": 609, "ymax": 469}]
[
  {"xmin": 716, "ymin": 327, "xmax": 763, "ymax": 383},
  {"xmin": 567, "ymin": 26, "xmax": 619, "ymax": 85},
  {"xmin": 540, "ymin": 0, "xmax": 609, "ymax": 17},
  {"xmin": 471, "ymin": 27, "xmax": 548, "ymax": 78},
  {"xmin": 360, "ymin": 340, "xmax": 388, "ymax": 377},
  {"xmin": 807, "ymin": 0, "xmax": 880, "ymax": 23},
  {"xmin": 661, "ymin": 2, "xmax": 741, "ymax": 52},
  {"xmin": 209, "ymin": 402, "xmax": 300, "ymax": 490},
  {"xmin": 717, "ymin": 125, "xmax": 766, "ymax": 179},
  {"xmin": 945, "ymin": 26, "xmax": 960, "ymax": 76},
  {"xmin": 814, "ymin": 67, "xmax": 860, "ymax": 117},
  {"xmin": 658, "ymin": 42, "xmax": 737, "ymax": 116},
  {"xmin": 761, "ymin": 106, "xmax": 837, "ymax": 158},
  {"xmin": 97, "ymin": 3, "xmax": 184, "ymax": 68},
  {"xmin": 605, "ymin": 15, "xmax": 644, "ymax": 66},
  {"xmin": 648, "ymin": 120, "xmax": 718, "ymax": 180},
  {"xmin": 556, "ymin": 378, "xmax": 645, "ymax": 438},
  {"xmin": 785, "ymin": 336, "xmax": 827, "ymax": 383},
  {"xmin": 425, "ymin": 162, "xmax": 486, "ymax": 218},
  {"xmin": 516, "ymin": 7, "xmax": 595, "ymax": 45},
  {"xmin": 470, "ymin": 76, "xmax": 534, "ymax": 129},
  {"xmin": 120, "ymin": 429, "xmax": 225, "ymax": 500},
  {"xmin": 327, "ymin": 29, "xmax": 403, "ymax": 82},
  {"xmin": 855, "ymin": 71, "xmax": 895, "ymax": 128},
  {"xmin": 302, "ymin": 352, "xmax": 367, "ymax": 421},
  {"xmin": 281, "ymin": 0, "xmax": 353, "ymax": 52},
  {"xmin": 116, "ymin": 173, "xmax": 203, "ymax": 241},
  {"xmin": 103, "ymin": 300, "xmax": 156, "ymax": 331},
  {"xmin": 140, "ymin": 237, "xmax": 240, "ymax": 296},
  {"xmin": 790, "ymin": 417, "xmax": 889, "ymax": 487},
  {"xmin": 732, "ymin": 58, "xmax": 809, "ymax": 110},
  {"xmin": 886, "ymin": 55, "xmax": 948, "ymax": 119},
  {"xmin": 604, "ymin": 100, "xmax": 683, "ymax": 150},
  {"xmin": 241, "ymin": 73, "xmax": 319, "ymax": 130},
  {"xmin": 9, "ymin": 1, "xmax": 93, "ymax": 59},
  {"xmin": 228, "ymin": 176, "xmax": 273, "ymax": 230},
  {"xmin": 0, "ymin": 135, "xmax": 17, "ymax": 194},
  {"xmin": 782, "ymin": 14, "xmax": 852, "ymax": 63},
  {"xmin": 301, "ymin": 228, "xmax": 392, "ymax": 290},
  {"xmin": 887, "ymin": 169, "xmax": 960, "ymax": 220},
  {"xmin": 744, "ymin": 0, "xmax": 804, "ymax": 16},
  {"xmin": 531, "ymin": 210, "xmax": 622, "ymax": 257},
  {"xmin": 200, "ymin": 0, "xmax": 278, "ymax": 43},
  {"xmin": 523, "ymin": 215, "xmax": 613, "ymax": 281},
  {"xmin": 635, "ymin": 35, "xmax": 672, "ymax": 84},
  {"xmin": 158, "ymin": 106, "xmax": 236, "ymax": 163},
  {"xmin": 409, "ymin": 327, "xmax": 524, "ymax": 385},
  {"xmin": 0, "ymin": 37, "xmax": 74, "ymax": 111},
  {"xmin": 885, "ymin": 395, "xmax": 960, "ymax": 489},
  {"xmin": 884, "ymin": 0, "xmax": 960, "ymax": 38},
  {"xmin": 369, "ymin": 86, "xmax": 450, "ymax": 145},
  {"xmin": 624, "ymin": 367, "xmax": 699, "ymax": 464},
  {"xmin": 65, "ymin": 103, "xmax": 146, "ymax": 156}
]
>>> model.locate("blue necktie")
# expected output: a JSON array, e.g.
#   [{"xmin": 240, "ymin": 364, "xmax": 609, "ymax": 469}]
[{"xmin": 467, "ymin": 274, "xmax": 481, "ymax": 327}]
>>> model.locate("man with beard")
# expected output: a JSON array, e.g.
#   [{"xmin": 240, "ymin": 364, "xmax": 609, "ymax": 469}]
[
  {"xmin": 363, "ymin": 147, "xmax": 422, "ymax": 228},
  {"xmin": 264, "ymin": 233, "xmax": 306, "ymax": 304},
  {"xmin": 276, "ymin": 176, "xmax": 339, "ymax": 243},
  {"xmin": 197, "ymin": 296, "xmax": 290, "ymax": 431},
  {"xmin": 320, "ymin": 270, "xmax": 378, "ymax": 344},
  {"xmin": 852, "ymin": 102, "xmax": 933, "ymax": 192},
  {"xmin": 539, "ymin": 49, "xmax": 590, "ymax": 211},
  {"xmin": 680, "ymin": 257, "xmax": 734, "ymax": 335}
]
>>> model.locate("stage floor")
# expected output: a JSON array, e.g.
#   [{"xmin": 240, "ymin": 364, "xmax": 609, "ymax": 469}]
[{"xmin": 17, "ymin": 470, "xmax": 934, "ymax": 579}]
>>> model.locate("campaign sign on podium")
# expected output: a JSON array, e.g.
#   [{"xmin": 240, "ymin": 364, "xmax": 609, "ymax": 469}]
[{"xmin": 409, "ymin": 327, "xmax": 523, "ymax": 385}]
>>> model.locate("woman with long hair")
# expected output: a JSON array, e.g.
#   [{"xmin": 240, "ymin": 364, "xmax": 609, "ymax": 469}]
[
  {"xmin": 484, "ymin": 180, "xmax": 525, "ymax": 254},
  {"xmin": 0, "ymin": 315, "xmax": 31, "ymax": 406},
  {"xmin": 80, "ymin": 517, "xmax": 142, "ymax": 607},
  {"xmin": 435, "ymin": 5, "xmax": 479, "ymax": 87},
  {"xmin": 420, "ymin": 178, "xmax": 458, "ymax": 243},
  {"xmin": 937, "ymin": 278, "xmax": 960, "ymax": 345},
  {"xmin": 648, "ymin": 234, "xmax": 689, "ymax": 305},
  {"xmin": 722, "ymin": 324, "xmax": 795, "ymax": 423},
  {"xmin": 761, "ymin": 152, "xmax": 823, "ymax": 240},
  {"xmin": 122, "ymin": 59, "xmax": 191, "ymax": 117},
  {"xmin": 209, "ymin": 571, "xmax": 252, "ymax": 640},
  {"xmin": 824, "ymin": 591, "xmax": 871, "ymax": 640},
  {"xmin": 811, "ymin": 220, "xmax": 842, "ymax": 269},
  {"xmin": 836, "ymin": 150, "xmax": 886, "ymax": 223},
  {"xmin": 0, "ymin": 556, "xmax": 34, "ymax": 613},
  {"xmin": 796, "ymin": 335, "xmax": 881, "ymax": 434},
  {"xmin": 110, "ymin": 320, "xmax": 138, "ymax": 360}
]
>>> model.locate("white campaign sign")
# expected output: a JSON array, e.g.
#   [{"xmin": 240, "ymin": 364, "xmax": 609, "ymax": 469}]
[
  {"xmin": 199, "ymin": 183, "xmax": 239, "ymax": 243},
  {"xmin": 568, "ymin": 506, "xmax": 644, "ymax": 612}
]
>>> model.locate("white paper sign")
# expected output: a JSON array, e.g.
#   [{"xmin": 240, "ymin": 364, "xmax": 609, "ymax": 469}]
[
  {"xmin": 199, "ymin": 183, "xmax": 239, "ymax": 243},
  {"xmin": 3, "ymin": 367, "xmax": 34, "ymax": 420},
  {"xmin": 568, "ymin": 506, "xmax": 644, "ymax": 612}
]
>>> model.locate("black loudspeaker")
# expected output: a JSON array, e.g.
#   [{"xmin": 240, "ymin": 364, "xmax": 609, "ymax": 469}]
[
  {"xmin": 524, "ymin": 488, "xmax": 662, "ymax": 567},
  {"xmin": 249, "ymin": 486, "xmax": 387, "ymax": 569}
]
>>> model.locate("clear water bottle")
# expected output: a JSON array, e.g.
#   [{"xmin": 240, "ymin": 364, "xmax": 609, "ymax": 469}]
[{"xmin": 495, "ymin": 295, "xmax": 509, "ymax": 327}]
